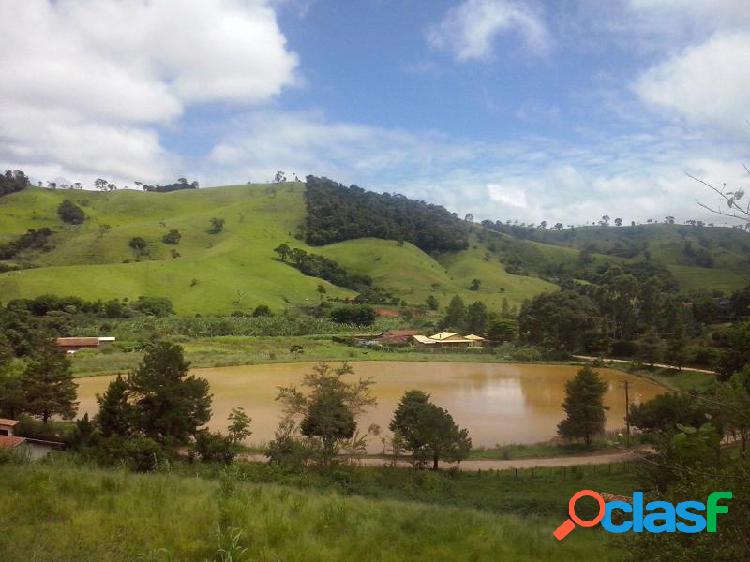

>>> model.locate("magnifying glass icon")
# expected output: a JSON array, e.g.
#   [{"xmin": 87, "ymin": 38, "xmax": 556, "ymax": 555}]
[{"xmin": 553, "ymin": 490, "xmax": 606, "ymax": 541}]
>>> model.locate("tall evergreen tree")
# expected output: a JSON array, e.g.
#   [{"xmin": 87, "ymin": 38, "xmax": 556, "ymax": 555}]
[
  {"xmin": 128, "ymin": 342, "xmax": 212, "ymax": 444},
  {"xmin": 441, "ymin": 295, "xmax": 466, "ymax": 331},
  {"xmin": 21, "ymin": 338, "xmax": 78, "ymax": 423},
  {"xmin": 96, "ymin": 375, "xmax": 133, "ymax": 437},
  {"xmin": 557, "ymin": 366, "xmax": 608, "ymax": 446}
]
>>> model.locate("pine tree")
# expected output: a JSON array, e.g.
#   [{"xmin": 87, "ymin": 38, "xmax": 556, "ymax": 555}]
[
  {"xmin": 22, "ymin": 338, "xmax": 78, "ymax": 423},
  {"xmin": 128, "ymin": 342, "xmax": 212, "ymax": 443},
  {"xmin": 96, "ymin": 375, "xmax": 133, "ymax": 437},
  {"xmin": 557, "ymin": 366, "xmax": 608, "ymax": 446}
]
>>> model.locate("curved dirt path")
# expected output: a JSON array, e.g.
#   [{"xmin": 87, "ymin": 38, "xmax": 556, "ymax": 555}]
[
  {"xmin": 244, "ymin": 448, "xmax": 641, "ymax": 471},
  {"xmin": 572, "ymin": 355, "xmax": 717, "ymax": 375}
]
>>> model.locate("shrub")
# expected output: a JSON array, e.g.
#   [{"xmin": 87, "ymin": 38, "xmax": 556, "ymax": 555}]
[
  {"xmin": 330, "ymin": 305, "xmax": 376, "ymax": 326},
  {"xmin": 252, "ymin": 304, "xmax": 273, "ymax": 318},
  {"xmin": 57, "ymin": 200, "xmax": 85, "ymax": 225},
  {"xmin": 191, "ymin": 431, "xmax": 236, "ymax": 465},
  {"xmin": 161, "ymin": 229, "xmax": 182, "ymax": 244}
]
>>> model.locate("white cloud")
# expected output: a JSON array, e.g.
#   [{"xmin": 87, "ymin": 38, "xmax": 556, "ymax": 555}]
[
  {"xmin": 634, "ymin": 32, "xmax": 750, "ymax": 132},
  {"xmin": 427, "ymin": 0, "xmax": 550, "ymax": 62},
  {"xmin": 0, "ymin": 0, "xmax": 297, "ymax": 184},
  {"xmin": 199, "ymin": 110, "xmax": 749, "ymax": 227}
]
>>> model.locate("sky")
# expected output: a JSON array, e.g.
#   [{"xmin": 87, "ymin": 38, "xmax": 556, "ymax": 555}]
[{"xmin": 1, "ymin": 0, "xmax": 749, "ymax": 226}]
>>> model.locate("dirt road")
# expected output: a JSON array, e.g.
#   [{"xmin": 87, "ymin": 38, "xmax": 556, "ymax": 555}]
[
  {"xmin": 572, "ymin": 355, "xmax": 717, "ymax": 375},
  {"xmin": 244, "ymin": 448, "xmax": 641, "ymax": 471}
]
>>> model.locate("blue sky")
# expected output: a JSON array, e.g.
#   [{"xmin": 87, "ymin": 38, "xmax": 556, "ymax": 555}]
[{"xmin": 2, "ymin": 0, "xmax": 749, "ymax": 225}]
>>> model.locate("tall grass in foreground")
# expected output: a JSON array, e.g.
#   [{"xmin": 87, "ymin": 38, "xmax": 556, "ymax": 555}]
[{"xmin": 0, "ymin": 462, "xmax": 623, "ymax": 562}]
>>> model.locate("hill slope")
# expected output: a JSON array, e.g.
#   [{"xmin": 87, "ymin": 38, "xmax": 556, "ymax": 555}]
[
  {"xmin": 1, "ymin": 184, "xmax": 748, "ymax": 315},
  {"xmin": 0, "ymin": 185, "xmax": 552, "ymax": 314}
]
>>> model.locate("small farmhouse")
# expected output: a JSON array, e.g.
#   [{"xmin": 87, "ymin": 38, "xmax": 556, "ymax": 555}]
[
  {"xmin": 411, "ymin": 332, "xmax": 486, "ymax": 349},
  {"xmin": 56, "ymin": 336, "xmax": 116, "ymax": 353},
  {"xmin": 0, "ymin": 418, "xmax": 19, "ymax": 436},
  {"xmin": 0, "ymin": 424, "xmax": 66, "ymax": 460}
]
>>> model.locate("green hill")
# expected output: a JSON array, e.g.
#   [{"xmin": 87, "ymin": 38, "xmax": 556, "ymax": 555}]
[
  {"xmin": 0, "ymin": 185, "xmax": 552, "ymax": 314},
  {"xmin": 1, "ymin": 184, "xmax": 748, "ymax": 315}
]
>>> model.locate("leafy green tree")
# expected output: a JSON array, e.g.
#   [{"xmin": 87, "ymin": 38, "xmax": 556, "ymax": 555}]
[
  {"xmin": 390, "ymin": 390, "xmax": 472, "ymax": 469},
  {"xmin": 637, "ymin": 327, "xmax": 666, "ymax": 366},
  {"xmin": 469, "ymin": 278, "xmax": 481, "ymax": 291},
  {"xmin": 629, "ymin": 393, "xmax": 708, "ymax": 434},
  {"xmin": 96, "ymin": 375, "xmax": 133, "ymax": 437},
  {"xmin": 128, "ymin": 236, "xmax": 147, "ymax": 255},
  {"xmin": 57, "ymin": 199, "xmax": 85, "ymax": 225},
  {"xmin": 330, "ymin": 305, "xmax": 376, "ymax": 326},
  {"xmin": 425, "ymin": 295, "xmax": 439, "ymax": 311},
  {"xmin": 21, "ymin": 338, "xmax": 78, "ymax": 423},
  {"xmin": 300, "ymin": 392, "xmax": 356, "ymax": 462},
  {"xmin": 718, "ymin": 320, "xmax": 750, "ymax": 380},
  {"xmin": 465, "ymin": 301, "xmax": 488, "ymax": 335},
  {"xmin": 227, "ymin": 406, "xmax": 252, "ymax": 444},
  {"xmin": 274, "ymin": 363, "xmax": 376, "ymax": 467},
  {"xmin": 712, "ymin": 370, "xmax": 750, "ymax": 455},
  {"xmin": 557, "ymin": 366, "xmax": 607, "ymax": 446},
  {"xmin": 441, "ymin": 295, "xmax": 466, "ymax": 331},
  {"xmin": 518, "ymin": 291, "xmax": 599, "ymax": 351},
  {"xmin": 0, "ymin": 354, "xmax": 25, "ymax": 419},
  {"xmin": 208, "ymin": 217, "xmax": 225, "ymax": 234},
  {"xmin": 487, "ymin": 318, "xmax": 517, "ymax": 342},
  {"xmin": 273, "ymin": 243, "xmax": 291, "ymax": 261},
  {"xmin": 127, "ymin": 342, "xmax": 212, "ymax": 444}
]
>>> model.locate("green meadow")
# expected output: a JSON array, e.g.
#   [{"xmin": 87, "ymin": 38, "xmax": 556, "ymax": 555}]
[{"xmin": 0, "ymin": 460, "xmax": 631, "ymax": 562}]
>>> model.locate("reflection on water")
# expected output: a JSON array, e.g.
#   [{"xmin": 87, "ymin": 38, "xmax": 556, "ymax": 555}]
[{"xmin": 76, "ymin": 362, "xmax": 664, "ymax": 449}]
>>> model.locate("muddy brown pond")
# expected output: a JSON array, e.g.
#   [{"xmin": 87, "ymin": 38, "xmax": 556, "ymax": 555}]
[{"xmin": 76, "ymin": 362, "xmax": 664, "ymax": 450}]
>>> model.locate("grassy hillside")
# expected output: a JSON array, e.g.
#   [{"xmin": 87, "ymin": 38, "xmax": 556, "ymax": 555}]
[
  {"xmin": 318, "ymin": 238, "xmax": 556, "ymax": 310},
  {"xmin": 1, "ymin": 185, "xmax": 747, "ymax": 315},
  {"xmin": 0, "ymin": 462, "xmax": 622, "ymax": 562},
  {"xmin": 0, "ymin": 186, "xmax": 553, "ymax": 314}
]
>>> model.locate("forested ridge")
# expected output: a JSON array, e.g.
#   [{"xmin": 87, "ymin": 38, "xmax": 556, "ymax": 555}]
[{"xmin": 304, "ymin": 176, "xmax": 470, "ymax": 253}]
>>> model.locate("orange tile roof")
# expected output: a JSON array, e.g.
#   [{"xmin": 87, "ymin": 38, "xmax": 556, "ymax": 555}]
[
  {"xmin": 0, "ymin": 435, "xmax": 26, "ymax": 449},
  {"xmin": 0, "ymin": 418, "xmax": 19, "ymax": 427},
  {"xmin": 55, "ymin": 337, "xmax": 100, "ymax": 348}
]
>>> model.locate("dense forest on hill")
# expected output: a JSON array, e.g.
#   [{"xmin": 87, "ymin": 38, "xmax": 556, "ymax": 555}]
[{"xmin": 305, "ymin": 176, "xmax": 470, "ymax": 253}]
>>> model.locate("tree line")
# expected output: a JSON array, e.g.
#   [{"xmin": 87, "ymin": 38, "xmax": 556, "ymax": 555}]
[{"xmin": 274, "ymin": 243, "xmax": 372, "ymax": 290}]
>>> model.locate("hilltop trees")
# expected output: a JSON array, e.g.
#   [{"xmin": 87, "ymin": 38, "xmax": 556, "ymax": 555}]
[
  {"xmin": 305, "ymin": 176, "xmax": 470, "ymax": 253},
  {"xmin": 21, "ymin": 337, "xmax": 78, "ymax": 423},
  {"xmin": 557, "ymin": 366, "xmax": 608, "ymax": 446},
  {"xmin": 0, "ymin": 170, "xmax": 30, "ymax": 197},
  {"xmin": 390, "ymin": 390, "xmax": 472, "ymax": 469}
]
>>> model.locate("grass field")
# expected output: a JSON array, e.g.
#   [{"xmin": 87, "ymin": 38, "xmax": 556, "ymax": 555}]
[{"xmin": 0, "ymin": 459, "xmax": 632, "ymax": 561}]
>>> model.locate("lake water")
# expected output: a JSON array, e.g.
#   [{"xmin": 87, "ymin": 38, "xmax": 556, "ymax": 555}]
[{"xmin": 75, "ymin": 361, "xmax": 664, "ymax": 449}]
